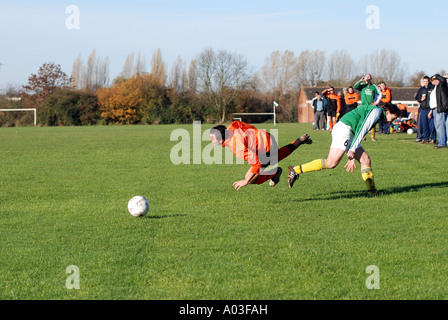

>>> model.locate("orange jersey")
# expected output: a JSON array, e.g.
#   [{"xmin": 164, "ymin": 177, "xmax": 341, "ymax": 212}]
[
  {"xmin": 345, "ymin": 92, "xmax": 359, "ymax": 105},
  {"xmin": 322, "ymin": 90, "xmax": 341, "ymax": 112},
  {"xmin": 380, "ymin": 87, "xmax": 392, "ymax": 103},
  {"xmin": 224, "ymin": 121, "xmax": 273, "ymax": 174}
]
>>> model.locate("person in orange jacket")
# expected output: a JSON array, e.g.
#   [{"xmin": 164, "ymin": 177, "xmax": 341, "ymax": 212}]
[
  {"xmin": 344, "ymin": 86, "xmax": 360, "ymax": 113},
  {"xmin": 322, "ymin": 87, "xmax": 341, "ymax": 131},
  {"xmin": 209, "ymin": 121, "xmax": 312, "ymax": 190},
  {"xmin": 378, "ymin": 82, "xmax": 392, "ymax": 134}
]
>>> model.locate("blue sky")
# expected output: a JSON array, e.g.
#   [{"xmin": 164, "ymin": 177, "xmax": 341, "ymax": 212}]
[{"xmin": 1, "ymin": 0, "xmax": 447, "ymax": 91}]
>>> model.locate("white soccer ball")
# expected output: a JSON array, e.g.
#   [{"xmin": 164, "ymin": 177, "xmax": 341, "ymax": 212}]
[
  {"xmin": 128, "ymin": 196, "xmax": 150, "ymax": 217},
  {"xmin": 407, "ymin": 128, "xmax": 414, "ymax": 135}
]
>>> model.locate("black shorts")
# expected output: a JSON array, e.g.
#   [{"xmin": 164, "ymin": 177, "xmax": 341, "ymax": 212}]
[{"xmin": 327, "ymin": 107, "xmax": 337, "ymax": 117}]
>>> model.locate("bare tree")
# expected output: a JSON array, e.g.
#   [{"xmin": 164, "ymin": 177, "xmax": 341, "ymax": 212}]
[
  {"xmin": 134, "ymin": 52, "xmax": 146, "ymax": 75},
  {"xmin": 71, "ymin": 50, "xmax": 110, "ymax": 91},
  {"xmin": 122, "ymin": 52, "xmax": 135, "ymax": 79},
  {"xmin": 196, "ymin": 48, "xmax": 251, "ymax": 122},
  {"xmin": 326, "ymin": 50, "xmax": 357, "ymax": 86},
  {"xmin": 187, "ymin": 59, "xmax": 197, "ymax": 93},
  {"xmin": 71, "ymin": 54, "xmax": 83, "ymax": 89},
  {"xmin": 168, "ymin": 55, "xmax": 185, "ymax": 92},
  {"xmin": 97, "ymin": 56, "xmax": 110, "ymax": 88},
  {"xmin": 295, "ymin": 49, "xmax": 326, "ymax": 87},
  {"xmin": 150, "ymin": 48, "xmax": 166, "ymax": 88},
  {"xmin": 85, "ymin": 49, "xmax": 98, "ymax": 90},
  {"xmin": 259, "ymin": 50, "xmax": 298, "ymax": 99},
  {"xmin": 358, "ymin": 49, "xmax": 407, "ymax": 86}
]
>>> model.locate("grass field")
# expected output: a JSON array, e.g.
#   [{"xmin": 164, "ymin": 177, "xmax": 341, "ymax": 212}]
[{"xmin": 1, "ymin": 123, "xmax": 448, "ymax": 300}]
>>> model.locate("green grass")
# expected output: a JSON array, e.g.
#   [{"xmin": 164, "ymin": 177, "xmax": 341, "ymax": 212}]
[{"xmin": 1, "ymin": 123, "xmax": 448, "ymax": 300}]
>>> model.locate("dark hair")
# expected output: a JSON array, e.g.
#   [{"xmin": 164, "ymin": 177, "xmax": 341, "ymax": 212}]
[
  {"xmin": 210, "ymin": 125, "xmax": 227, "ymax": 142},
  {"xmin": 423, "ymin": 75, "xmax": 430, "ymax": 81},
  {"xmin": 382, "ymin": 103, "xmax": 400, "ymax": 117}
]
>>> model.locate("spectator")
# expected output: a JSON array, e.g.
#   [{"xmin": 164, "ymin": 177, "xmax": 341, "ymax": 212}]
[
  {"xmin": 344, "ymin": 86, "xmax": 359, "ymax": 113},
  {"xmin": 429, "ymin": 74, "xmax": 448, "ymax": 149},
  {"xmin": 322, "ymin": 86, "xmax": 341, "ymax": 131},
  {"xmin": 354, "ymin": 74, "xmax": 382, "ymax": 141},
  {"xmin": 378, "ymin": 82, "xmax": 392, "ymax": 134},
  {"xmin": 338, "ymin": 91, "xmax": 347, "ymax": 118},
  {"xmin": 415, "ymin": 76, "xmax": 436, "ymax": 144},
  {"xmin": 312, "ymin": 93, "xmax": 326, "ymax": 130}
]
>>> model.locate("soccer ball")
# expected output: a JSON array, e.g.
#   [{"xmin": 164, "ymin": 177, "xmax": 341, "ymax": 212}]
[
  {"xmin": 407, "ymin": 128, "xmax": 414, "ymax": 135},
  {"xmin": 128, "ymin": 196, "xmax": 150, "ymax": 217}
]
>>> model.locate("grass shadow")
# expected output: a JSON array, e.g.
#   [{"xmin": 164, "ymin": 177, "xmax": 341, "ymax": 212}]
[
  {"xmin": 145, "ymin": 214, "xmax": 187, "ymax": 219},
  {"xmin": 291, "ymin": 181, "xmax": 448, "ymax": 202}
]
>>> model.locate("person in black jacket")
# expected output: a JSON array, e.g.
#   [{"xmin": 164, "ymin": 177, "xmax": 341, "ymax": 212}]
[
  {"xmin": 430, "ymin": 74, "xmax": 448, "ymax": 149},
  {"xmin": 415, "ymin": 76, "xmax": 436, "ymax": 144}
]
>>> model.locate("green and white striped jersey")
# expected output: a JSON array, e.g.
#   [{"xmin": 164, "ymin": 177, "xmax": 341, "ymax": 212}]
[{"xmin": 340, "ymin": 104, "xmax": 385, "ymax": 152}]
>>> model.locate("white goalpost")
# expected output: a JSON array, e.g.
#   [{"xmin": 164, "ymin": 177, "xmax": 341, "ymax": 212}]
[{"xmin": 0, "ymin": 108, "xmax": 37, "ymax": 126}]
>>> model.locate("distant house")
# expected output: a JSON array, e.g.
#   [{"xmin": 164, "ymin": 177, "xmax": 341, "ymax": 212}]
[
  {"xmin": 297, "ymin": 87, "xmax": 420, "ymax": 123},
  {"xmin": 5, "ymin": 97, "xmax": 22, "ymax": 101}
]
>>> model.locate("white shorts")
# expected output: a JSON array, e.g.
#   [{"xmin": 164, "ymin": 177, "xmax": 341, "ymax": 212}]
[{"xmin": 330, "ymin": 122, "xmax": 353, "ymax": 152}]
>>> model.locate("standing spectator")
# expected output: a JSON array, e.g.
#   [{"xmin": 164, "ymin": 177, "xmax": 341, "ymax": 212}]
[
  {"xmin": 322, "ymin": 86, "xmax": 341, "ymax": 131},
  {"xmin": 312, "ymin": 93, "xmax": 326, "ymax": 130},
  {"xmin": 354, "ymin": 74, "xmax": 382, "ymax": 141},
  {"xmin": 378, "ymin": 82, "xmax": 392, "ymax": 134},
  {"xmin": 415, "ymin": 76, "xmax": 436, "ymax": 144},
  {"xmin": 338, "ymin": 91, "xmax": 347, "ymax": 119},
  {"xmin": 429, "ymin": 74, "xmax": 448, "ymax": 149},
  {"xmin": 344, "ymin": 86, "xmax": 359, "ymax": 113}
]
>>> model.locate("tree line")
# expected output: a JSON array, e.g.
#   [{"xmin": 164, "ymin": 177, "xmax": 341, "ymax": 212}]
[{"xmin": 0, "ymin": 48, "xmax": 444, "ymax": 127}]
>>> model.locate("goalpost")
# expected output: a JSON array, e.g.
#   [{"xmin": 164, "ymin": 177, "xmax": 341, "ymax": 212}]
[{"xmin": 0, "ymin": 108, "xmax": 37, "ymax": 126}]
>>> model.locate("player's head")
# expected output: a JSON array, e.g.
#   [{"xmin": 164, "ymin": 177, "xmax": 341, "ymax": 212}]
[
  {"xmin": 382, "ymin": 103, "xmax": 400, "ymax": 122},
  {"xmin": 210, "ymin": 125, "xmax": 227, "ymax": 146},
  {"xmin": 423, "ymin": 75, "xmax": 430, "ymax": 87},
  {"xmin": 348, "ymin": 86, "xmax": 354, "ymax": 93}
]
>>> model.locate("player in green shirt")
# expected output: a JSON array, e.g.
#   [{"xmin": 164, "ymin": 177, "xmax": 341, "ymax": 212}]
[
  {"xmin": 287, "ymin": 103, "xmax": 400, "ymax": 196},
  {"xmin": 354, "ymin": 74, "xmax": 382, "ymax": 141}
]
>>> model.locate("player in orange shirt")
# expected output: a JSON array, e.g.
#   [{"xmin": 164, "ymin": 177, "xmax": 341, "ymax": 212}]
[
  {"xmin": 322, "ymin": 87, "xmax": 341, "ymax": 131},
  {"xmin": 344, "ymin": 86, "xmax": 360, "ymax": 113},
  {"xmin": 209, "ymin": 121, "xmax": 312, "ymax": 190},
  {"xmin": 378, "ymin": 82, "xmax": 392, "ymax": 134}
]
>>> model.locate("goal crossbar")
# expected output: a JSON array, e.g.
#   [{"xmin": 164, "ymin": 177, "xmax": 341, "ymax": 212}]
[{"xmin": 0, "ymin": 108, "xmax": 37, "ymax": 126}]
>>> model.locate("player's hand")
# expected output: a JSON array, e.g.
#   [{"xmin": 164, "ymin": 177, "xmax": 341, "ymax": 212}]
[
  {"xmin": 233, "ymin": 180, "xmax": 248, "ymax": 191},
  {"xmin": 344, "ymin": 159, "xmax": 357, "ymax": 173},
  {"xmin": 336, "ymin": 112, "xmax": 340, "ymax": 119}
]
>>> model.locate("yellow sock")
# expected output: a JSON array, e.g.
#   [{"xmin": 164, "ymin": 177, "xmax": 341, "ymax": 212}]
[
  {"xmin": 361, "ymin": 167, "xmax": 377, "ymax": 194},
  {"xmin": 294, "ymin": 159, "xmax": 327, "ymax": 174}
]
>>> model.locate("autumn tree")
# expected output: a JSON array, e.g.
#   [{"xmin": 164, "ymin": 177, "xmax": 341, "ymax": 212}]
[
  {"xmin": 196, "ymin": 48, "xmax": 251, "ymax": 122},
  {"xmin": 97, "ymin": 76, "xmax": 143, "ymax": 124},
  {"xmin": 21, "ymin": 62, "xmax": 72, "ymax": 98}
]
